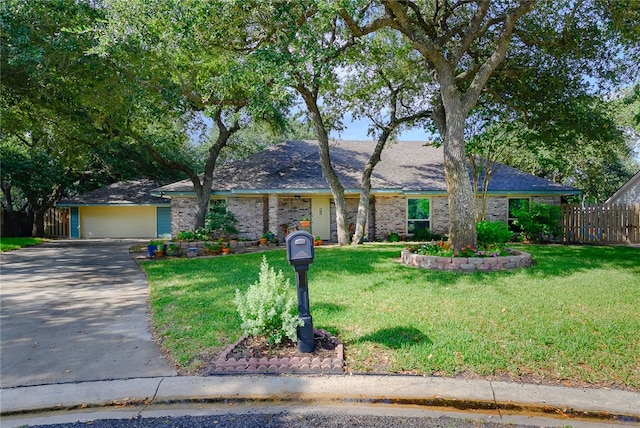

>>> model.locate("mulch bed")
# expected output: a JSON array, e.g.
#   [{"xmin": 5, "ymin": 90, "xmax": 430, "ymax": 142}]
[{"xmin": 204, "ymin": 329, "xmax": 344, "ymax": 374}]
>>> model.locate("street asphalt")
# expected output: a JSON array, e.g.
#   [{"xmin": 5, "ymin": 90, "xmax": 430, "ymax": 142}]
[{"xmin": 0, "ymin": 239, "xmax": 638, "ymax": 427}]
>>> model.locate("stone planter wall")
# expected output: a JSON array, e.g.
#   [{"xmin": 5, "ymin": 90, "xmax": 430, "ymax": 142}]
[
  {"xmin": 401, "ymin": 249, "xmax": 533, "ymax": 273},
  {"xmin": 170, "ymin": 240, "xmax": 260, "ymax": 256}
]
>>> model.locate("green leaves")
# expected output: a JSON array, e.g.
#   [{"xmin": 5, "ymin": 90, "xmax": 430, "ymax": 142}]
[{"xmin": 234, "ymin": 256, "xmax": 303, "ymax": 344}]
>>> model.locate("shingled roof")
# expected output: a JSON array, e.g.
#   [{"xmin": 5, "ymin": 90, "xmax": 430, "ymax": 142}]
[
  {"xmin": 58, "ymin": 179, "xmax": 169, "ymax": 206},
  {"xmin": 153, "ymin": 140, "xmax": 580, "ymax": 196}
]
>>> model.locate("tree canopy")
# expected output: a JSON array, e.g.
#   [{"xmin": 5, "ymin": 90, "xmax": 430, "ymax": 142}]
[{"xmin": 3, "ymin": 0, "xmax": 638, "ymax": 241}]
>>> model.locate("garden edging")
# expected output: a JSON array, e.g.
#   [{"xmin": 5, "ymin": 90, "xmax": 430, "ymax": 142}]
[
  {"xmin": 212, "ymin": 335, "xmax": 344, "ymax": 374},
  {"xmin": 401, "ymin": 248, "xmax": 533, "ymax": 273}
]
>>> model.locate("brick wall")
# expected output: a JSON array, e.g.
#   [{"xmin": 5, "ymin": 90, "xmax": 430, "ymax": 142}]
[
  {"xmin": 478, "ymin": 196, "xmax": 509, "ymax": 223},
  {"xmin": 373, "ymin": 196, "xmax": 406, "ymax": 238},
  {"xmin": 171, "ymin": 197, "xmax": 197, "ymax": 235},
  {"xmin": 172, "ymin": 194, "xmax": 565, "ymax": 241},
  {"xmin": 227, "ymin": 197, "xmax": 264, "ymax": 239},
  {"xmin": 431, "ymin": 196, "xmax": 449, "ymax": 235}
]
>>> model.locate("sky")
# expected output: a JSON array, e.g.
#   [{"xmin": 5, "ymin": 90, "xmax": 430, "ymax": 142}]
[{"xmin": 330, "ymin": 115, "xmax": 433, "ymax": 142}]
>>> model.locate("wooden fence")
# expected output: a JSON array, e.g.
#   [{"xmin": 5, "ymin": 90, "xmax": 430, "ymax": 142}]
[
  {"xmin": 44, "ymin": 207, "xmax": 69, "ymax": 238},
  {"xmin": 562, "ymin": 203, "xmax": 640, "ymax": 244}
]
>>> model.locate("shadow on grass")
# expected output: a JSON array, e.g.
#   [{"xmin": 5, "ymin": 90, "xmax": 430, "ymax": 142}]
[{"xmin": 356, "ymin": 326, "xmax": 432, "ymax": 350}]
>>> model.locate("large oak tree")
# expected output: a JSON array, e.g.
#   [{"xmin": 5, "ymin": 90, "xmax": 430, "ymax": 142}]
[{"xmin": 340, "ymin": 0, "xmax": 638, "ymax": 249}]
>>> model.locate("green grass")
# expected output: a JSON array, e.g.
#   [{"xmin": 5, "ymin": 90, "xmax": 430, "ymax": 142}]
[
  {"xmin": 0, "ymin": 237, "xmax": 47, "ymax": 252},
  {"xmin": 141, "ymin": 244, "xmax": 640, "ymax": 389}
]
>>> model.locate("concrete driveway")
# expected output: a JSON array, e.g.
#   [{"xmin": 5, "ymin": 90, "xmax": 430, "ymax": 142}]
[{"xmin": 0, "ymin": 239, "xmax": 177, "ymax": 388}]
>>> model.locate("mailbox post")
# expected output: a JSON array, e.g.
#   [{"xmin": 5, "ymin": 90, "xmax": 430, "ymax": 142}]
[{"xmin": 285, "ymin": 230, "xmax": 315, "ymax": 353}]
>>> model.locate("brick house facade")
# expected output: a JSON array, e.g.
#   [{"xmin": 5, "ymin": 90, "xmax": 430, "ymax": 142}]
[{"xmin": 155, "ymin": 140, "xmax": 578, "ymax": 242}]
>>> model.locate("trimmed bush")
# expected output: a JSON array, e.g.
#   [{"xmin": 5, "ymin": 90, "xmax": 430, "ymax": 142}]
[
  {"xmin": 476, "ymin": 220, "xmax": 512, "ymax": 248},
  {"xmin": 233, "ymin": 256, "xmax": 303, "ymax": 344}
]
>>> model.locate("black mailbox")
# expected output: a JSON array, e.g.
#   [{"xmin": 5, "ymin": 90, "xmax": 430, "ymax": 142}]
[
  {"xmin": 285, "ymin": 230, "xmax": 315, "ymax": 352},
  {"xmin": 286, "ymin": 231, "xmax": 314, "ymax": 267}
]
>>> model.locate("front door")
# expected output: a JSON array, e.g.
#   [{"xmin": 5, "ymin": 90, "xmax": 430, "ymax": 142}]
[{"xmin": 311, "ymin": 199, "xmax": 331, "ymax": 240}]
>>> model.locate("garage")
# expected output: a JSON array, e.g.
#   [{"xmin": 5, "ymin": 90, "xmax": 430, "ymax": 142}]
[{"xmin": 58, "ymin": 180, "xmax": 171, "ymax": 239}]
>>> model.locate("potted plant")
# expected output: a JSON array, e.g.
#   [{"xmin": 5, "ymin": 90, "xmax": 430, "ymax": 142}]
[
  {"xmin": 300, "ymin": 216, "xmax": 311, "ymax": 228},
  {"xmin": 314, "ymin": 235, "xmax": 322, "ymax": 246},
  {"xmin": 259, "ymin": 232, "xmax": 269, "ymax": 245},
  {"xmin": 147, "ymin": 239, "xmax": 166, "ymax": 257},
  {"xmin": 222, "ymin": 242, "xmax": 231, "ymax": 254},
  {"xmin": 204, "ymin": 242, "xmax": 222, "ymax": 255}
]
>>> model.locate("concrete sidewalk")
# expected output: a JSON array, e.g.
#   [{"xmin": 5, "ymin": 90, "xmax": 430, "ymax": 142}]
[{"xmin": 1, "ymin": 375, "xmax": 639, "ymax": 427}]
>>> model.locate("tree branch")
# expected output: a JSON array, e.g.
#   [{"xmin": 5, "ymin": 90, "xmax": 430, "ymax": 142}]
[{"xmin": 462, "ymin": 0, "xmax": 535, "ymax": 113}]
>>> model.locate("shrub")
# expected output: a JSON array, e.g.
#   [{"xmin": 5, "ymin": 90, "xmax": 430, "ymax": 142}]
[
  {"xmin": 512, "ymin": 203, "xmax": 562, "ymax": 242},
  {"xmin": 176, "ymin": 228, "xmax": 209, "ymax": 242},
  {"xmin": 476, "ymin": 220, "xmax": 512, "ymax": 248},
  {"xmin": 233, "ymin": 256, "xmax": 303, "ymax": 344},
  {"xmin": 205, "ymin": 207, "xmax": 238, "ymax": 239}
]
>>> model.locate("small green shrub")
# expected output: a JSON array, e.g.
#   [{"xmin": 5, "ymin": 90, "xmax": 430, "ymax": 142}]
[
  {"xmin": 476, "ymin": 220, "xmax": 512, "ymax": 248},
  {"xmin": 388, "ymin": 231, "xmax": 400, "ymax": 242},
  {"xmin": 205, "ymin": 208, "xmax": 238, "ymax": 239},
  {"xmin": 233, "ymin": 256, "xmax": 303, "ymax": 344},
  {"xmin": 177, "ymin": 228, "xmax": 209, "ymax": 241},
  {"xmin": 512, "ymin": 203, "xmax": 562, "ymax": 242}
]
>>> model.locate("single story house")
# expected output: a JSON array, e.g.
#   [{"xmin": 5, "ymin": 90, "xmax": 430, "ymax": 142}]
[
  {"xmin": 57, "ymin": 179, "xmax": 171, "ymax": 239},
  {"xmin": 153, "ymin": 140, "xmax": 580, "ymax": 243},
  {"xmin": 605, "ymin": 170, "xmax": 640, "ymax": 204}
]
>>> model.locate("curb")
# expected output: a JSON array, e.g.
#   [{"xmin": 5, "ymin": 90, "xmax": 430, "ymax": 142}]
[{"xmin": 2, "ymin": 375, "xmax": 639, "ymax": 425}]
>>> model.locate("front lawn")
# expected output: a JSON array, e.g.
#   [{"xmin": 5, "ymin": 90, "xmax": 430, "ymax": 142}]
[
  {"xmin": 0, "ymin": 237, "xmax": 47, "ymax": 252},
  {"xmin": 141, "ymin": 244, "xmax": 640, "ymax": 390}
]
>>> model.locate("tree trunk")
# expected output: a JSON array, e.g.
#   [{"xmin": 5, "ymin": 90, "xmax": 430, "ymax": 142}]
[
  {"xmin": 1, "ymin": 182, "xmax": 20, "ymax": 237},
  {"xmin": 298, "ymin": 87, "xmax": 350, "ymax": 245},
  {"xmin": 24, "ymin": 207, "xmax": 34, "ymax": 237},
  {"xmin": 352, "ymin": 133, "xmax": 388, "ymax": 245},
  {"xmin": 141, "ymin": 108, "xmax": 238, "ymax": 231},
  {"xmin": 33, "ymin": 206, "xmax": 47, "ymax": 238},
  {"xmin": 318, "ymin": 132, "xmax": 350, "ymax": 245},
  {"xmin": 434, "ymin": 99, "xmax": 477, "ymax": 251},
  {"xmin": 443, "ymin": 122, "xmax": 477, "ymax": 250},
  {"xmin": 192, "ymin": 179, "xmax": 209, "ymax": 230}
]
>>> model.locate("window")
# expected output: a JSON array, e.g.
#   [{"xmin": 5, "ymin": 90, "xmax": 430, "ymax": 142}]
[
  {"xmin": 508, "ymin": 198, "xmax": 530, "ymax": 232},
  {"xmin": 407, "ymin": 198, "xmax": 430, "ymax": 234}
]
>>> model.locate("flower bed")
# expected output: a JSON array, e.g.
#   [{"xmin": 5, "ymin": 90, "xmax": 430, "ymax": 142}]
[
  {"xmin": 176, "ymin": 240, "xmax": 259, "ymax": 256},
  {"xmin": 401, "ymin": 248, "xmax": 533, "ymax": 273}
]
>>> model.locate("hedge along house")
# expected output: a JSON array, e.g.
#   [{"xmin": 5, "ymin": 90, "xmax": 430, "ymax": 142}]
[
  {"xmin": 152, "ymin": 140, "xmax": 580, "ymax": 243},
  {"xmin": 57, "ymin": 179, "xmax": 171, "ymax": 239}
]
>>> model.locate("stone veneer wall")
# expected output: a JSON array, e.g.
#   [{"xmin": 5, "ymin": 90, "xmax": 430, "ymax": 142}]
[
  {"xmin": 430, "ymin": 196, "xmax": 449, "ymax": 235},
  {"xmin": 171, "ymin": 197, "xmax": 197, "ymax": 236},
  {"xmin": 171, "ymin": 194, "xmax": 564, "ymax": 240},
  {"xmin": 276, "ymin": 196, "xmax": 311, "ymax": 242},
  {"xmin": 170, "ymin": 196, "xmax": 266, "ymax": 239},
  {"xmin": 373, "ymin": 196, "xmax": 406, "ymax": 239},
  {"xmin": 227, "ymin": 197, "xmax": 264, "ymax": 240},
  {"xmin": 401, "ymin": 248, "xmax": 533, "ymax": 273},
  {"xmin": 480, "ymin": 197, "xmax": 508, "ymax": 223}
]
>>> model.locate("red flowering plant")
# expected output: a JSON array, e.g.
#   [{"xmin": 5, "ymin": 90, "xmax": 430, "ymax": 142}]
[
  {"xmin": 455, "ymin": 244, "xmax": 477, "ymax": 257},
  {"xmin": 408, "ymin": 242, "xmax": 506, "ymax": 258}
]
